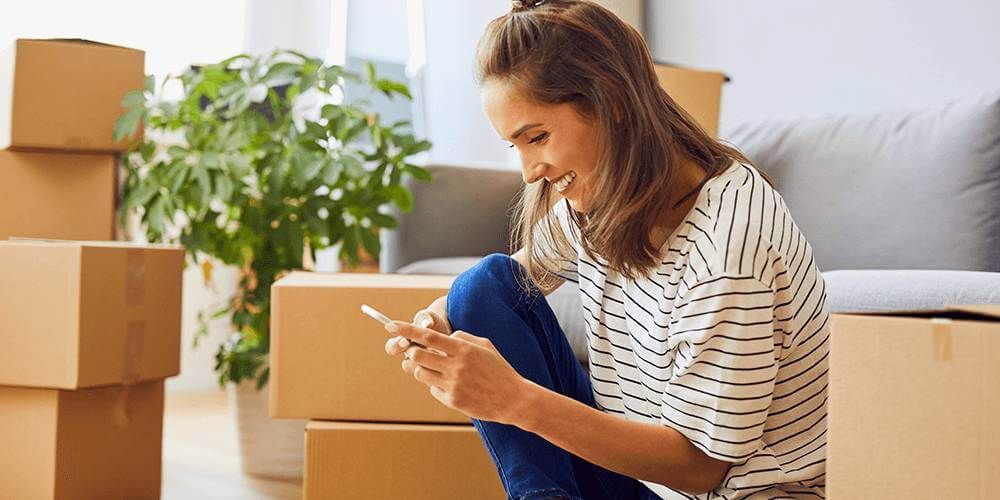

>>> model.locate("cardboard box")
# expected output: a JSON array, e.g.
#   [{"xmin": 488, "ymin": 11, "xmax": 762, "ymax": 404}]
[
  {"xmin": 0, "ymin": 39, "xmax": 144, "ymax": 152},
  {"xmin": 652, "ymin": 63, "xmax": 727, "ymax": 137},
  {"xmin": 0, "ymin": 240, "xmax": 184, "ymax": 389},
  {"xmin": 304, "ymin": 421, "xmax": 504, "ymax": 500},
  {"xmin": 0, "ymin": 379, "xmax": 164, "ymax": 500},
  {"xmin": 828, "ymin": 305, "xmax": 1000, "ymax": 498},
  {"xmin": 0, "ymin": 150, "xmax": 114, "ymax": 240},
  {"xmin": 270, "ymin": 272, "xmax": 467, "ymax": 423}
]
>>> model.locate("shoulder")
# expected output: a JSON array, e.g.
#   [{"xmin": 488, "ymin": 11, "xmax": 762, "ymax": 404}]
[{"xmin": 686, "ymin": 161, "xmax": 789, "ymax": 281}]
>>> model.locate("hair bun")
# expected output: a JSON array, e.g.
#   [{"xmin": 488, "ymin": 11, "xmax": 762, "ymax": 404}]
[{"xmin": 512, "ymin": 0, "xmax": 546, "ymax": 11}]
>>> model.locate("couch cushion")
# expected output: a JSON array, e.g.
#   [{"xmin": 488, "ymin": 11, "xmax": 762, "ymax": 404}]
[
  {"xmin": 723, "ymin": 90, "xmax": 1000, "ymax": 272},
  {"xmin": 397, "ymin": 257, "xmax": 589, "ymax": 363},
  {"xmin": 380, "ymin": 165, "xmax": 523, "ymax": 273},
  {"xmin": 822, "ymin": 269, "xmax": 1000, "ymax": 313}
]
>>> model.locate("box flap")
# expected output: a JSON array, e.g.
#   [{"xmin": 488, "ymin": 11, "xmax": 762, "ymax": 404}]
[
  {"xmin": 2, "ymin": 238, "xmax": 182, "ymax": 251},
  {"xmin": 275, "ymin": 270, "xmax": 454, "ymax": 289},
  {"xmin": 946, "ymin": 304, "xmax": 1000, "ymax": 320},
  {"xmin": 18, "ymin": 38, "xmax": 142, "ymax": 53},
  {"xmin": 653, "ymin": 59, "xmax": 731, "ymax": 82},
  {"xmin": 836, "ymin": 304, "xmax": 1000, "ymax": 322}
]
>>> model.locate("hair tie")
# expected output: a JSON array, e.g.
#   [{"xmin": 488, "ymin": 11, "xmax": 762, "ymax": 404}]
[{"xmin": 512, "ymin": 0, "xmax": 546, "ymax": 11}]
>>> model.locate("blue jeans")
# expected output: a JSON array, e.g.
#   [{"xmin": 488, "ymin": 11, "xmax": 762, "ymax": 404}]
[{"xmin": 447, "ymin": 254, "xmax": 660, "ymax": 500}]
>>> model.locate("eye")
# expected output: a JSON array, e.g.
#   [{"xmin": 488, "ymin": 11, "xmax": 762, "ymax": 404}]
[{"xmin": 528, "ymin": 132, "xmax": 549, "ymax": 144}]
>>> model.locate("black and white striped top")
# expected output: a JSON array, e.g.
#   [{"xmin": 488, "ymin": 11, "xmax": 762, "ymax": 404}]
[{"xmin": 553, "ymin": 161, "xmax": 829, "ymax": 499}]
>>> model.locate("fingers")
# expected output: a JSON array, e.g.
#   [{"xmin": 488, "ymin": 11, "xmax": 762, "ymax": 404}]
[
  {"xmin": 400, "ymin": 352, "xmax": 447, "ymax": 386},
  {"xmin": 384, "ymin": 335, "xmax": 410, "ymax": 355},
  {"xmin": 411, "ymin": 363, "xmax": 447, "ymax": 388},
  {"xmin": 413, "ymin": 309, "xmax": 451, "ymax": 334},
  {"xmin": 386, "ymin": 320, "xmax": 461, "ymax": 354},
  {"xmin": 407, "ymin": 346, "xmax": 449, "ymax": 372}
]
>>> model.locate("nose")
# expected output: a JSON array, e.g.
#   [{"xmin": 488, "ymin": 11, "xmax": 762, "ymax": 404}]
[{"xmin": 521, "ymin": 159, "xmax": 548, "ymax": 185}]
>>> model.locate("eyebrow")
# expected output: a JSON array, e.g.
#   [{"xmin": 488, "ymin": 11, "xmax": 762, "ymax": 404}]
[{"xmin": 507, "ymin": 123, "xmax": 542, "ymax": 141}]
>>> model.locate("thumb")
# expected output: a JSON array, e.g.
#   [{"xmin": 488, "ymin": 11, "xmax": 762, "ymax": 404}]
[
  {"xmin": 414, "ymin": 309, "xmax": 450, "ymax": 334},
  {"xmin": 413, "ymin": 309, "xmax": 435, "ymax": 328}
]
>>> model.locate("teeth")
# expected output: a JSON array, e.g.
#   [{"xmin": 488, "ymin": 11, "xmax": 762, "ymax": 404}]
[{"xmin": 552, "ymin": 171, "xmax": 576, "ymax": 192}]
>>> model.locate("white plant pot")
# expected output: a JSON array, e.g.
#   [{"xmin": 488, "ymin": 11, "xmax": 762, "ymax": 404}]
[{"xmin": 227, "ymin": 380, "xmax": 306, "ymax": 480}]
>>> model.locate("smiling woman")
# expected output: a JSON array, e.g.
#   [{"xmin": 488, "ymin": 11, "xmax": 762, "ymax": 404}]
[{"xmin": 385, "ymin": 1, "xmax": 831, "ymax": 499}]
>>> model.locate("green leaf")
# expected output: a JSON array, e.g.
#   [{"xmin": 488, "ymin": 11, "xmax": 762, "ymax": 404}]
[
  {"xmin": 365, "ymin": 61, "xmax": 377, "ymax": 84},
  {"xmin": 404, "ymin": 164, "xmax": 433, "ymax": 182},
  {"xmin": 288, "ymin": 220, "xmax": 304, "ymax": 267},
  {"xmin": 367, "ymin": 212, "xmax": 398, "ymax": 229},
  {"xmin": 169, "ymin": 164, "xmax": 191, "ymax": 194},
  {"xmin": 113, "ymin": 107, "xmax": 144, "ymax": 142},
  {"xmin": 321, "ymin": 160, "xmax": 344, "ymax": 185},
  {"xmin": 262, "ymin": 62, "xmax": 300, "ymax": 87},
  {"xmin": 305, "ymin": 211, "xmax": 330, "ymax": 239},
  {"xmin": 145, "ymin": 194, "xmax": 166, "ymax": 237},
  {"xmin": 375, "ymin": 79, "xmax": 412, "ymax": 100},
  {"xmin": 359, "ymin": 226, "xmax": 379, "ymax": 257},
  {"xmin": 121, "ymin": 89, "xmax": 145, "ymax": 108},
  {"xmin": 194, "ymin": 165, "xmax": 212, "ymax": 205},
  {"xmin": 215, "ymin": 173, "xmax": 235, "ymax": 202},
  {"xmin": 144, "ymin": 74, "xmax": 156, "ymax": 93},
  {"xmin": 128, "ymin": 182, "xmax": 158, "ymax": 208},
  {"xmin": 341, "ymin": 225, "xmax": 360, "ymax": 265},
  {"xmin": 388, "ymin": 185, "xmax": 413, "ymax": 212}
]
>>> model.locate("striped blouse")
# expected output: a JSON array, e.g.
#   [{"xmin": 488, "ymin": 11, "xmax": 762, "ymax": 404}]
[{"xmin": 553, "ymin": 161, "xmax": 829, "ymax": 499}]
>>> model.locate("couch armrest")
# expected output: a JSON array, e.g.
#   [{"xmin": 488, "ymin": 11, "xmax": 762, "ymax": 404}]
[{"xmin": 380, "ymin": 164, "xmax": 523, "ymax": 273}]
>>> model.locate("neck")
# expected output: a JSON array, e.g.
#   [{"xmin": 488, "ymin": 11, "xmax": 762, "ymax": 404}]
[{"xmin": 650, "ymin": 156, "xmax": 708, "ymax": 248}]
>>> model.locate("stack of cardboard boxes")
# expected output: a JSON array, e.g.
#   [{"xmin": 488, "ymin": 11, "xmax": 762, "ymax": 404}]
[
  {"xmin": 270, "ymin": 273, "xmax": 506, "ymax": 499},
  {"xmin": 0, "ymin": 39, "xmax": 184, "ymax": 499}
]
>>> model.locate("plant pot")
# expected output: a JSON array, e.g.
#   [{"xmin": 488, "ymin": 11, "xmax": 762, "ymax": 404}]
[{"xmin": 227, "ymin": 380, "xmax": 306, "ymax": 481}]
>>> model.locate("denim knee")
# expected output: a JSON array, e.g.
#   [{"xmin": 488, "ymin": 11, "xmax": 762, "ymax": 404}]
[{"xmin": 447, "ymin": 253, "xmax": 538, "ymax": 331}]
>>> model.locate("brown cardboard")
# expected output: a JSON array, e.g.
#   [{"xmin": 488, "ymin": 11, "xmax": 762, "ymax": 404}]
[
  {"xmin": 304, "ymin": 421, "xmax": 504, "ymax": 500},
  {"xmin": 0, "ymin": 39, "xmax": 144, "ymax": 152},
  {"xmin": 652, "ymin": 63, "xmax": 726, "ymax": 137},
  {"xmin": 0, "ymin": 240, "xmax": 184, "ymax": 389},
  {"xmin": 270, "ymin": 272, "xmax": 467, "ymax": 423},
  {"xmin": 828, "ymin": 305, "xmax": 1000, "ymax": 498},
  {"xmin": 0, "ymin": 150, "xmax": 114, "ymax": 240},
  {"xmin": 0, "ymin": 379, "xmax": 164, "ymax": 499}
]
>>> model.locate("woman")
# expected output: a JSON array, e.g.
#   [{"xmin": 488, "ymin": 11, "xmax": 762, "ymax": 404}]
[{"xmin": 384, "ymin": 1, "xmax": 829, "ymax": 498}]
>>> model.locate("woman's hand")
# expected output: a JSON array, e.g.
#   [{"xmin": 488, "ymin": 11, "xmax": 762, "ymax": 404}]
[
  {"xmin": 384, "ymin": 295, "xmax": 451, "ymax": 356},
  {"xmin": 384, "ymin": 320, "xmax": 533, "ymax": 425}
]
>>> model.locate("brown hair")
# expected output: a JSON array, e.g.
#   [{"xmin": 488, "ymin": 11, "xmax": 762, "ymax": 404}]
[{"xmin": 475, "ymin": 0, "xmax": 767, "ymax": 290}]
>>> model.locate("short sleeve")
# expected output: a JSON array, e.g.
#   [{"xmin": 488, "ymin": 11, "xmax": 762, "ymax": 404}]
[
  {"xmin": 545, "ymin": 200, "xmax": 579, "ymax": 284},
  {"xmin": 660, "ymin": 273, "xmax": 778, "ymax": 463}
]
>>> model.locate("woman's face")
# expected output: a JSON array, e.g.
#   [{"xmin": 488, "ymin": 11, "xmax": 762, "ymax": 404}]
[{"xmin": 481, "ymin": 80, "xmax": 602, "ymax": 213}]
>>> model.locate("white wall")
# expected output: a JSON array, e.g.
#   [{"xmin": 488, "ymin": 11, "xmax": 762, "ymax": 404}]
[
  {"xmin": 645, "ymin": 0, "xmax": 1000, "ymax": 128},
  {"xmin": 421, "ymin": 0, "xmax": 513, "ymax": 167},
  {"xmin": 244, "ymin": 0, "xmax": 331, "ymax": 57},
  {"xmin": 0, "ymin": 0, "xmax": 246, "ymax": 84}
]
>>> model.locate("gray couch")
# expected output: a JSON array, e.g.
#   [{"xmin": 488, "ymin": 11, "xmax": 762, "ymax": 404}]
[{"xmin": 380, "ymin": 89, "xmax": 1000, "ymax": 361}]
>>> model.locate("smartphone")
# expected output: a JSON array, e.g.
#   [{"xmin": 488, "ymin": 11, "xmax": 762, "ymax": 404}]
[
  {"xmin": 361, "ymin": 304, "xmax": 433, "ymax": 329},
  {"xmin": 360, "ymin": 304, "xmax": 394, "ymax": 326},
  {"xmin": 361, "ymin": 304, "xmax": 432, "ymax": 352}
]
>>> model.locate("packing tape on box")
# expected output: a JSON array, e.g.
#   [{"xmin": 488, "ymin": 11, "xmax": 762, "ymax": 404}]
[
  {"xmin": 126, "ymin": 248, "xmax": 145, "ymax": 306},
  {"xmin": 124, "ymin": 321, "xmax": 145, "ymax": 383},
  {"xmin": 113, "ymin": 385, "xmax": 133, "ymax": 427},
  {"xmin": 122, "ymin": 249, "xmax": 145, "ymax": 385},
  {"xmin": 113, "ymin": 249, "xmax": 146, "ymax": 425},
  {"xmin": 931, "ymin": 317, "xmax": 952, "ymax": 362}
]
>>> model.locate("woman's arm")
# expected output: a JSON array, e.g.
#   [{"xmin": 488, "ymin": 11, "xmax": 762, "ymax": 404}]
[{"xmin": 515, "ymin": 379, "xmax": 731, "ymax": 495}]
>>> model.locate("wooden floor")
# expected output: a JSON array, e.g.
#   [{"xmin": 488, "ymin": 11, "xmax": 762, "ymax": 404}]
[{"xmin": 162, "ymin": 391, "xmax": 302, "ymax": 499}]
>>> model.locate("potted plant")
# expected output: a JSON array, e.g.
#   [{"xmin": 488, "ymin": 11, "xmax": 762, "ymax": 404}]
[{"xmin": 115, "ymin": 49, "xmax": 431, "ymax": 478}]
